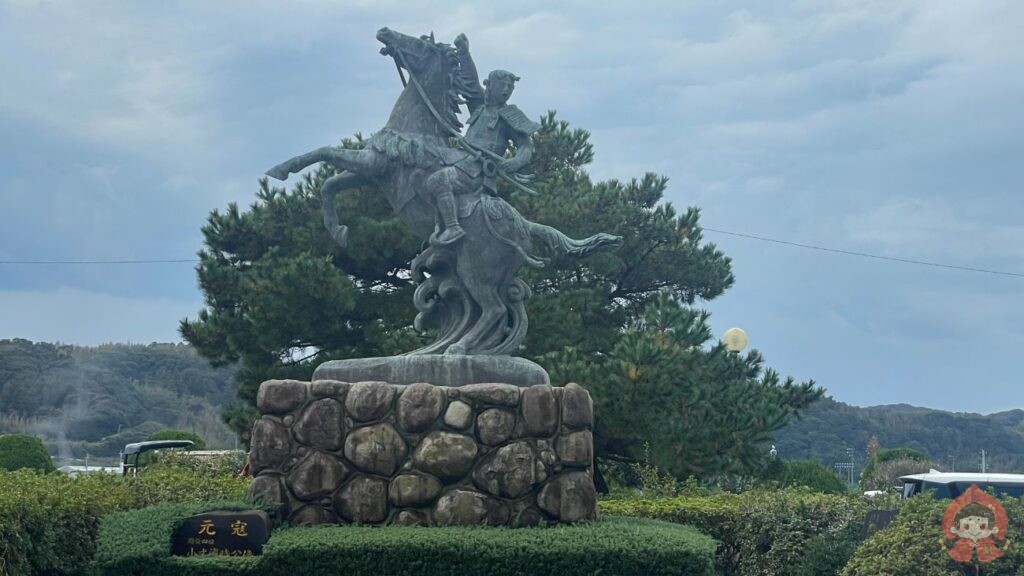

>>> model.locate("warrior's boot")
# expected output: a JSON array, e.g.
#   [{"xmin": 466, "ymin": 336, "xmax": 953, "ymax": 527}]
[{"xmin": 434, "ymin": 190, "xmax": 466, "ymax": 245}]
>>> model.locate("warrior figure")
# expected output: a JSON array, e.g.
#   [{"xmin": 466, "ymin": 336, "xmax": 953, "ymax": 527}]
[{"xmin": 430, "ymin": 33, "xmax": 541, "ymax": 245}]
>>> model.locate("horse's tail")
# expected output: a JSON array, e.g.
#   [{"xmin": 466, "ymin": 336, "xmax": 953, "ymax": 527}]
[{"xmin": 527, "ymin": 221, "xmax": 622, "ymax": 258}]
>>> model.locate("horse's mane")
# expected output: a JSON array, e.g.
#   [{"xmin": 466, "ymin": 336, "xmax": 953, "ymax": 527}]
[
  {"xmin": 432, "ymin": 41, "xmax": 468, "ymax": 131},
  {"xmin": 397, "ymin": 34, "xmax": 472, "ymax": 132}
]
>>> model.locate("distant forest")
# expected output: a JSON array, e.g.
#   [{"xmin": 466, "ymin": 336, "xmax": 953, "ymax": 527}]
[
  {"xmin": 775, "ymin": 396, "xmax": 1024, "ymax": 476},
  {"xmin": 0, "ymin": 339, "xmax": 240, "ymax": 461},
  {"xmin": 3, "ymin": 338, "xmax": 1022, "ymax": 475}
]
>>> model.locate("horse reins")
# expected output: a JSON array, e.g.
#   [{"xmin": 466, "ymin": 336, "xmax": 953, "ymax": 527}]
[{"xmin": 393, "ymin": 58, "xmax": 408, "ymax": 88}]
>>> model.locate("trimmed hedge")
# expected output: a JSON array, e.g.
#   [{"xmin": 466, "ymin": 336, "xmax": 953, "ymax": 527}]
[
  {"xmin": 95, "ymin": 501, "xmax": 260, "ymax": 576},
  {"xmin": 600, "ymin": 494, "xmax": 741, "ymax": 574},
  {"xmin": 0, "ymin": 468, "xmax": 249, "ymax": 576},
  {"xmin": 95, "ymin": 502, "xmax": 717, "ymax": 576},
  {"xmin": 601, "ymin": 488, "xmax": 870, "ymax": 576}
]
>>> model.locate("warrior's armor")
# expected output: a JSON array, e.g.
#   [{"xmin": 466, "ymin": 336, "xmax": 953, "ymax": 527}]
[
  {"xmin": 456, "ymin": 47, "xmax": 540, "ymax": 185},
  {"xmin": 465, "ymin": 104, "xmax": 539, "ymax": 158}
]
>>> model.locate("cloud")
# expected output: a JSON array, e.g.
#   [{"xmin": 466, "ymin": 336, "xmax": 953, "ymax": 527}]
[
  {"xmin": 844, "ymin": 198, "xmax": 1024, "ymax": 264},
  {"xmin": 1, "ymin": 0, "xmax": 1023, "ymax": 413},
  {"xmin": 0, "ymin": 7, "xmax": 215, "ymax": 162},
  {"xmin": 0, "ymin": 287, "xmax": 199, "ymax": 345}
]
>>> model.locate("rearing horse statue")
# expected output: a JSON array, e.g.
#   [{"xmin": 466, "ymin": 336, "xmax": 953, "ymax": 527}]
[{"xmin": 266, "ymin": 27, "xmax": 620, "ymax": 356}]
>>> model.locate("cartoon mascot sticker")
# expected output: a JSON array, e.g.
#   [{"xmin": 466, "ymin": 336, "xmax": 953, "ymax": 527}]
[{"xmin": 941, "ymin": 484, "xmax": 1010, "ymax": 563}]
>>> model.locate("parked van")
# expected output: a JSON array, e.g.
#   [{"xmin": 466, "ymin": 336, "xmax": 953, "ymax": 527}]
[{"xmin": 899, "ymin": 469, "xmax": 1024, "ymax": 499}]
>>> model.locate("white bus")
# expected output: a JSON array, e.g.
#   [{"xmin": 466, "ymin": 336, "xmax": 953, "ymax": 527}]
[{"xmin": 899, "ymin": 470, "xmax": 1024, "ymax": 499}]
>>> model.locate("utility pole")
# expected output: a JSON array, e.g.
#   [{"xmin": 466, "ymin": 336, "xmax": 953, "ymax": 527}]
[
  {"xmin": 846, "ymin": 447, "xmax": 855, "ymax": 485},
  {"xmin": 981, "ymin": 449, "xmax": 987, "ymax": 473},
  {"xmin": 834, "ymin": 462, "xmax": 854, "ymax": 486},
  {"xmin": 834, "ymin": 447, "xmax": 856, "ymax": 486}
]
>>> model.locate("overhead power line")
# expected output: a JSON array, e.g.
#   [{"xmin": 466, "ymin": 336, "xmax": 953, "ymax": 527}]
[
  {"xmin": 2, "ymin": 227, "xmax": 1022, "ymax": 278},
  {"xmin": 702, "ymin": 227, "xmax": 1024, "ymax": 278}
]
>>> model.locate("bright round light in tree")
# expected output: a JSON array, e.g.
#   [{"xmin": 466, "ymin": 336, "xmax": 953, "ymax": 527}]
[{"xmin": 723, "ymin": 327, "xmax": 748, "ymax": 352}]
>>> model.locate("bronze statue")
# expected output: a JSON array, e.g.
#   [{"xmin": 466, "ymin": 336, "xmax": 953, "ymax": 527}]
[{"xmin": 266, "ymin": 27, "xmax": 619, "ymax": 356}]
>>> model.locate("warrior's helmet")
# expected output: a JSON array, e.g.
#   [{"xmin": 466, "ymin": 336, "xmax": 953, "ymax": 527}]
[{"xmin": 484, "ymin": 69, "xmax": 520, "ymax": 86}]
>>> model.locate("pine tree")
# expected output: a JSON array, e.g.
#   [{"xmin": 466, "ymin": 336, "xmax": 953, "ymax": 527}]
[{"xmin": 512, "ymin": 114, "xmax": 820, "ymax": 480}]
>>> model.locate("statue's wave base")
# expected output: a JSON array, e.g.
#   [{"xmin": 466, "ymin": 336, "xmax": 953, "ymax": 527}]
[{"xmin": 312, "ymin": 355, "xmax": 549, "ymax": 387}]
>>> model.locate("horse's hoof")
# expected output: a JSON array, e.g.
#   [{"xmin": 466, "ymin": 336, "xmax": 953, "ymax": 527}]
[
  {"xmin": 431, "ymin": 226, "xmax": 466, "ymax": 246},
  {"xmin": 265, "ymin": 166, "xmax": 289, "ymax": 181}
]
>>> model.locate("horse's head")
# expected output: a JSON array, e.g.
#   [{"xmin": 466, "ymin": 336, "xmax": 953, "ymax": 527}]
[
  {"xmin": 377, "ymin": 27, "xmax": 452, "ymax": 76},
  {"xmin": 377, "ymin": 27, "xmax": 462, "ymax": 132}
]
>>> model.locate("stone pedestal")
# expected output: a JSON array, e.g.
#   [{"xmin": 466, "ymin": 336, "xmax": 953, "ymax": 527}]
[{"xmin": 246, "ymin": 379, "xmax": 597, "ymax": 527}]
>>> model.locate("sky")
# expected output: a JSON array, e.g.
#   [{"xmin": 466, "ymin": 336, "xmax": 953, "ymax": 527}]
[{"xmin": 1, "ymin": 1, "xmax": 1021, "ymax": 413}]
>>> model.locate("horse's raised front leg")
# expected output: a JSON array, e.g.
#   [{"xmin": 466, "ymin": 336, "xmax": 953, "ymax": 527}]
[
  {"xmin": 321, "ymin": 171, "xmax": 367, "ymax": 248},
  {"xmin": 266, "ymin": 146, "xmax": 383, "ymax": 181}
]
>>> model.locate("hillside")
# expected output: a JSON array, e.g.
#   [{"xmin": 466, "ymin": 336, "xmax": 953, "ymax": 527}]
[
  {"xmin": 4, "ymin": 338, "xmax": 1022, "ymax": 474},
  {"xmin": 774, "ymin": 396, "xmax": 1024, "ymax": 474},
  {"xmin": 0, "ymin": 339, "xmax": 239, "ymax": 460}
]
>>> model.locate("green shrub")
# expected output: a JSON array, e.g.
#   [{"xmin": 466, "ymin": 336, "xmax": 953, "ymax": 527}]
[
  {"xmin": 759, "ymin": 459, "xmax": 849, "ymax": 495},
  {"xmin": 124, "ymin": 467, "xmax": 251, "ymax": 509},
  {"xmin": 842, "ymin": 493, "xmax": 1024, "ymax": 576},
  {"xmin": 95, "ymin": 503, "xmax": 717, "ymax": 576},
  {"xmin": 789, "ymin": 523, "xmax": 863, "ymax": 576},
  {"xmin": 876, "ymin": 447, "xmax": 929, "ymax": 463},
  {"xmin": 773, "ymin": 460, "xmax": 849, "ymax": 495},
  {"xmin": 859, "ymin": 457, "xmax": 935, "ymax": 493},
  {"xmin": 600, "ymin": 493, "xmax": 741, "ymax": 574},
  {"xmin": 603, "ymin": 488, "xmax": 871, "ymax": 576},
  {"xmin": 859, "ymin": 447, "xmax": 933, "ymax": 492},
  {"xmin": 626, "ymin": 442, "xmax": 689, "ymax": 497},
  {"xmin": 734, "ymin": 488, "xmax": 868, "ymax": 576},
  {"xmin": 0, "ymin": 467, "xmax": 249, "ymax": 576},
  {"xmin": 148, "ymin": 449, "xmax": 247, "ymax": 475},
  {"xmin": 0, "ymin": 470, "xmax": 132, "ymax": 576},
  {"xmin": 0, "ymin": 433, "xmax": 55, "ymax": 473}
]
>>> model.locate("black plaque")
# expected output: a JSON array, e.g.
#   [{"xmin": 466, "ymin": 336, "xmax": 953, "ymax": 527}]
[{"xmin": 171, "ymin": 510, "xmax": 271, "ymax": 557}]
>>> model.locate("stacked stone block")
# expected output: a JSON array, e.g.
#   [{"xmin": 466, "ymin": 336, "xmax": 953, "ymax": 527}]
[{"xmin": 246, "ymin": 380, "xmax": 597, "ymax": 527}]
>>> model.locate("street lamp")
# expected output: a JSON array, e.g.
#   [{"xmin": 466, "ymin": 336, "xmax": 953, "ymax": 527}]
[{"xmin": 723, "ymin": 327, "xmax": 748, "ymax": 353}]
